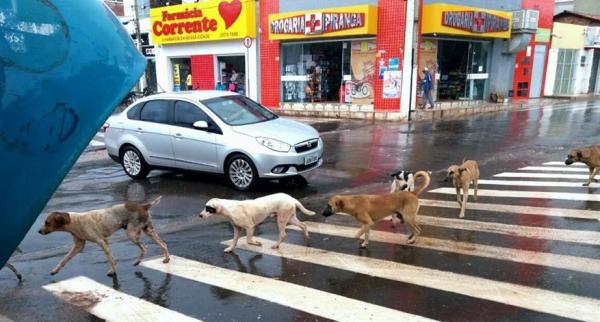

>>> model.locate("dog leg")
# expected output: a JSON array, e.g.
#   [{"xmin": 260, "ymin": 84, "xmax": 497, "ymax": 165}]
[
  {"xmin": 5, "ymin": 263, "xmax": 22, "ymax": 280},
  {"xmin": 224, "ymin": 225, "xmax": 241, "ymax": 253},
  {"xmin": 354, "ymin": 223, "xmax": 372, "ymax": 248},
  {"xmin": 288, "ymin": 215, "xmax": 309, "ymax": 240},
  {"xmin": 50, "ymin": 238, "xmax": 85, "ymax": 275},
  {"xmin": 97, "ymin": 239, "xmax": 117, "ymax": 277},
  {"xmin": 584, "ymin": 168, "xmax": 599, "ymax": 186},
  {"xmin": 127, "ymin": 226, "xmax": 146, "ymax": 266},
  {"xmin": 455, "ymin": 187, "xmax": 462, "ymax": 206},
  {"xmin": 272, "ymin": 214, "xmax": 291, "ymax": 249},
  {"xmin": 143, "ymin": 226, "xmax": 170, "ymax": 263},
  {"xmin": 246, "ymin": 226, "xmax": 262, "ymax": 247},
  {"xmin": 473, "ymin": 178, "xmax": 478, "ymax": 202},
  {"xmin": 459, "ymin": 183, "xmax": 470, "ymax": 218}
]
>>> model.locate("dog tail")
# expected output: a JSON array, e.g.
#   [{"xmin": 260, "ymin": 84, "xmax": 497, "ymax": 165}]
[
  {"xmin": 413, "ymin": 171, "xmax": 431, "ymax": 197},
  {"xmin": 295, "ymin": 200, "xmax": 316, "ymax": 216},
  {"xmin": 143, "ymin": 196, "xmax": 162, "ymax": 210}
]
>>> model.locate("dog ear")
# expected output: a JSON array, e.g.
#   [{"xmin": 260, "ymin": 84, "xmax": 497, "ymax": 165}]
[
  {"xmin": 335, "ymin": 199, "xmax": 344, "ymax": 210},
  {"xmin": 52, "ymin": 212, "xmax": 71, "ymax": 227},
  {"xmin": 578, "ymin": 149, "xmax": 590, "ymax": 159},
  {"xmin": 458, "ymin": 167, "xmax": 468, "ymax": 173}
]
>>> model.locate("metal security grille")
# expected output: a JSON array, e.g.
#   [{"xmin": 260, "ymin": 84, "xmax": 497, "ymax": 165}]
[{"xmin": 553, "ymin": 49, "xmax": 577, "ymax": 96}]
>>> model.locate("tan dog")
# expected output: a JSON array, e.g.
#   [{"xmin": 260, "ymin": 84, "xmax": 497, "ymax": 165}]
[
  {"xmin": 38, "ymin": 197, "xmax": 170, "ymax": 276},
  {"xmin": 565, "ymin": 146, "xmax": 600, "ymax": 186},
  {"xmin": 322, "ymin": 172, "xmax": 430, "ymax": 247},
  {"xmin": 446, "ymin": 160, "xmax": 480, "ymax": 218},
  {"xmin": 199, "ymin": 193, "xmax": 315, "ymax": 252}
]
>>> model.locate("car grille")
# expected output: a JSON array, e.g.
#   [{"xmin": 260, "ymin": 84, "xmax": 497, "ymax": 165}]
[{"xmin": 294, "ymin": 139, "xmax": 319, "ymax": 153}]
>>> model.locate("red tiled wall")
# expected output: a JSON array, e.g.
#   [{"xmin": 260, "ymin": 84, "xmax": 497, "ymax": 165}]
[
  {"xmin": 374, "ymin": 0, "xmax": 407, "ymax": 110},
  {"xmin": 191, "ymin": 55, "xmax": 214, "ymax": 90},
  {"xmin": 511, "ymin": 0, "xmax": 554, "ymax": 98},
  {"xmin": 259, "ymin": 0, "xmax": 280, "ymax": 109}
]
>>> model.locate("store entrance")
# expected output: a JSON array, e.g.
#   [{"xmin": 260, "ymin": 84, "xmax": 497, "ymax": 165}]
[
  {"xmin": 217, "ymin": 56, "xmax": 246, "ymax": 96},
  {"xmin": 437, "ymin": 40, "xmax": 490, "ymax": 100},
  {"xmin": 171, "ymin": 57, "xmax": 191, "ymax": 91}
]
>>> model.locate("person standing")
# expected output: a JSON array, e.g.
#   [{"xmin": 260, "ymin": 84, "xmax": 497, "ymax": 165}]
[
  {"xmin": 186, "ymin": 72, "xmax": 193, "ymax": 90},
  {"xmin": 422, "ymin": 67, "xmax": 435, "ymax": 109}
]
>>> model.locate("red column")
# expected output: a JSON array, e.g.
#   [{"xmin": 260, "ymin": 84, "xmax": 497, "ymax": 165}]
[
  {"xmin": 374, "ymin": 0, "xmax": 407, "ymax": 110},
  {"xmin": 259, "ymin": 0, "xmax": 280, "ymax": 109},
  {"xmin": 191, "ymin": 55, "xmax": 214, "ymax": 90}
]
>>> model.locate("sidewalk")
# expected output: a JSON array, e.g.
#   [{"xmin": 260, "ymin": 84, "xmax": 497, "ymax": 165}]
[{"xmin": 275, "ymin": 95, "xmax": 600, "ymax": 122}]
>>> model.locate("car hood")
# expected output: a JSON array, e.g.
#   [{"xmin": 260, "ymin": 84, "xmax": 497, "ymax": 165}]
[{"xmin": 232, "ymin": 117, "xmax": 319, "ymax": 145}]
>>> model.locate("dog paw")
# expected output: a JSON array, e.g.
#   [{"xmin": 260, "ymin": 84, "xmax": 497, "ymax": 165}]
[
  {"xmin": 107, "ymin": 271, "xmax": 116, "ymax": 277},
  {"xmin": 133, "ymin": 260, "xmax": 141, "ymax": 266},
  {"xmin": 583, "ymin": 183, "xmax": 590, "ymax": 186},
  {"xmin": 270, "ymin": 245, "xmax": 280, "ymax": 249},
  {"xmin": 359, "ymin": 242, "xmax": 369, "ymax": 248},
  {"xmin": 224, "ymin": 247, "xmax": 234, "ymax": 253},
  {"xmin": 16, "ymin": 274, "xmax": 22, "ymax": 281},
  {"xmin": 459, "ymin": 214, "xmax": 465, "ymax": 218},
  {"xmin": 49, "ymin": 270, "xmax": 58, "ymax": 276},
  {"xmin": 249, "ymin": 241, "xmax": 262, "ymax": 247},
  {"xmin": 162, "ymin": 257, "xmax": 170, "ymax": 264}
]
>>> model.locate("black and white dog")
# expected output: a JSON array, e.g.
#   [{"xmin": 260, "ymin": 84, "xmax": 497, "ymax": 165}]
[{"xmin": 389, "ymin": 170, "xmax": 431, "ymax": 227}]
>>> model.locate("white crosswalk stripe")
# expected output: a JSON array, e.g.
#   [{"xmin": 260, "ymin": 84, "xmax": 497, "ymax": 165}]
[
  {"xmin": 519, "ymin": 166, "xmax": 590, "ymax": 172},
  {"xmin": 543, "ymin": 162, "xmax": 587, "ymax": 167},
  {"xmin": 495, "ymin": 172, "xmax": 590, "ymax": 179},
  {"xmin": 226, "ymin": 238, "xmax": 600, "ymax": 321},
  {"xmin": 419, "ymin": 199, "xmax": 600, "ymax": 220},
  {"xmin": 43, "ymin": 276, "xmax": 201, "ymax": 322},
  {"xmin": 430, "ymin": 187, "xmax": 600, "ymax": 202},
  {"xmin": 477, "ymin": 179, "xmax": 600, "ymax": 188},
  {"xmin": 142, "ymin": 256, "xmax": 436, "ymax": 322},
  {"xmin": 289, "ymin": 222, "xmax": 600, "ymax": 275}
]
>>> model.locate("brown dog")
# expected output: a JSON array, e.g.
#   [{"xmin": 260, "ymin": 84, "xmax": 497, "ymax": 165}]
[
  {"xmin": 322, "ymin": 172, "xmax": 430, "ymax": 247},
  {"xmin": 446, "ymin": 160, "xmax": 480, "ymax": 218},
  {"xmin": 565, "ymin": 146, "xmax": 600, "ymax": 186},
  {"xmin": 38, "ymin": 197, "xmax": 170, "ymax": 276}
]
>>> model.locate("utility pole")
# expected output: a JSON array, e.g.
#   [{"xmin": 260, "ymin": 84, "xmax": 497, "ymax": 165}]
[{"xmin": 133, "ymin": 0, "xmax": 143, "ymax": 91}]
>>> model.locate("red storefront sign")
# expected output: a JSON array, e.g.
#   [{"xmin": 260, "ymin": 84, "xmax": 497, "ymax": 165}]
[
  {"xmin": 442, "ymin": 11, "xmax": 510, "ymax": 33},
  {"xmin": 270, "ymin": 12, "xmax": 366, "ymax": 36}
]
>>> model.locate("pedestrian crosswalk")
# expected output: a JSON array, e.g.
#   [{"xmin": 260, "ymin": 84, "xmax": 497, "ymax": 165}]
[{"xmin": 42, "ymin": 160, "xmax": 600, "ymax": 321}]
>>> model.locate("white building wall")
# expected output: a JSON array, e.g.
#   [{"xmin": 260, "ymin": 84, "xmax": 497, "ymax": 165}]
[
  {"xmin": 544, "ymin": 48, "xmax": 558, "ymax": 96},
  {"xmin": 574, "ymin": 49, "xmax": 593, "ymax": 94},
  {"xmin": 155, "ymin": 39, "xmax": 260, "ymax": 100}
]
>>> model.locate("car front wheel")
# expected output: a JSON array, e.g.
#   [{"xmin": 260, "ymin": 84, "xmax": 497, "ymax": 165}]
[
  {"xmin": 121, "ymin": 146, "xmax": 150, "ymax": 179},
  {"xmin": 226, "ymin": 154, "xmax": 258, "ymax": 191}
]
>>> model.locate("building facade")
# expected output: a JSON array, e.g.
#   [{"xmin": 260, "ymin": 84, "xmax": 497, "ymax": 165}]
[
  {"xmin": 417, "ymin": 0, "xmax": 554, "ymax": 104},
  {"xmin": 259, "ymin": 0, "xmax": 413, "ymax": 116}
]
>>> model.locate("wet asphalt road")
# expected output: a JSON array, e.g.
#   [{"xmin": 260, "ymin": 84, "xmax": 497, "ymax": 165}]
[{"xmin": 1, "ymin": 100, "xmax": 600, "ymax": 322}]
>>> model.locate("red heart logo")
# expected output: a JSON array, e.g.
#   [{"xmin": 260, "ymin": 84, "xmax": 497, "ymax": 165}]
[{"xmin": 218, "ymin": 0, "xmax": 242, "ymax": 29}]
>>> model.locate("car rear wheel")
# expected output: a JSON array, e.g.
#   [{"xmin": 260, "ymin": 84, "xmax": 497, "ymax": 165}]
[
  {"xmin": 121, "ymin": 146, "xmax": 150, "ymax": 179},
  {"xmin": 226, "ymin": 154, "xmax": 258, "ymax": 191}
]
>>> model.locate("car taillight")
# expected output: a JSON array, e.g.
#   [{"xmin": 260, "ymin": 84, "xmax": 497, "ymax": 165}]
[{"xmin": 100, "ymin": 123, "xmax": 110, "ymax": 133}]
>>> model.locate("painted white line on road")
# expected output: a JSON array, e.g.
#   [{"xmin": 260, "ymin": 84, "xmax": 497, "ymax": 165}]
[
  {"xmin": 418, "ymin": 215, "xmax": 600, "ymax": 246},
  {"xmin": 142, "ymin": 256, "xmax": 435, "ymax": 322},
  {"xmin": 477, "ymin": 179, "xmax": 600, "ymax": 188},
  {"xmin": 229, "ymin": 238, "xmax": 600, "ymax": 322},
  {"xmin": 495, "ymin": 172, "xmax": 590, "ymax": 179},
  {"xmin": 43, "ymin": 276, "xmax": 200, "ymax": 322},
  {"xmin": 520, "ymin": 166, "xmax": 590, "ymax": 172},
  {"xmin": 289, "ymin": 222, "xmax": 600, "ymax": 275},
  {"xmin": 430, "ymin": 187, "xmax": 600, "ymax": 202},
  {"xmin": 0, "ymin": 314, "xmax": 15, "ymax": 322},
  {"xmin": 543, "ymin": 162, "xmax": 587, "ymax": 167},
  {"xmin": 89, "ymin": 140, "xmax": 104, "ymax": 147},
  {"xmin": 418, "ymin": 199, "xmax": 600, "ymax": 220}
]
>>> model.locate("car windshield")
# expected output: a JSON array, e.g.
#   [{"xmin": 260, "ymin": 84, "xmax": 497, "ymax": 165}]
[{"xmin": 202, "ymin": 95, "xmax": 278, "ymax": 126}]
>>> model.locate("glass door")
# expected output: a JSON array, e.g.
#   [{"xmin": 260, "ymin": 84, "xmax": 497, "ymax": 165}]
[{"xmin": 465, "ymin": 41, "xmax": 490, "ymax": 100}]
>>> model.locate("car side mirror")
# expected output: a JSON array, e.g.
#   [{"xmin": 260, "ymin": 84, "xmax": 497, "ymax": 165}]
[{"xmin": 193, "ymin": 120, "xmax": 209, "ymax": 129}]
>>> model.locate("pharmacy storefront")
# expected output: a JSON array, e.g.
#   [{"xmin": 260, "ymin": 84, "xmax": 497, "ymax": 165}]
[
  {"xmin": 151, "ymin": 0, "xmax": 259, "ymax": 99},
  {"xmin": 419, "ymin": 4, "xmax": 513, "ymax": 101},
  {"xmin": 269, "ymin": 5, "xmax": 379, "ymax": 106}
]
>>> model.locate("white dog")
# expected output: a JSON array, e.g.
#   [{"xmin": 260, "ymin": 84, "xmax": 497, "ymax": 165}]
[
  {"xmin": 199, "ymin": 193, "xmax": 315, "ymax": 252},
  {"xmin": 389, "ymin": 170, "xmax": 431, "ymax": 226}
]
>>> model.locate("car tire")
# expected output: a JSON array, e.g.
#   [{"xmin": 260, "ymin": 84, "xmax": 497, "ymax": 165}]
[
  {"xmin": 226, "ymin": 154, "xmax": 258, "ymax": 191},
  {"xmin": 120, "ymin": 146, "xmax": 150, "ymax": 179}
]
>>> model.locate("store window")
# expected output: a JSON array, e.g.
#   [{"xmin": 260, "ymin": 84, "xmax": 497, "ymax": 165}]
[
  {"xmin": 437, "ymin": 39, "xmax": 490, "ymax": 101},
  {"xmin": 280, "ymin": 39, "xmax": 376, "ymax": 104},
  {"xmin": 171, "ymin": 58, "xmax": 191, "ymax": 91},
  {"xmin": 217, "ymin": 56, "xmax": 246, "ymax": 95}
]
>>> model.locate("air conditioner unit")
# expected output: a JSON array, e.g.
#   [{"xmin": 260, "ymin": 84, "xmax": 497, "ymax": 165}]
[{"xmin": 512, "ymin": 10, "xmax": 539, "ymax": 33}]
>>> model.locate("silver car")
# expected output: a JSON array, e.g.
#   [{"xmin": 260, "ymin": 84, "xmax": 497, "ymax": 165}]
[{"xmin": 103, "ymin": 91, "xmax": 323, "ymax": 190}]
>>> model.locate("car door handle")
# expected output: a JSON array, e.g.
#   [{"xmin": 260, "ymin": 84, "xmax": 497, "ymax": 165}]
[
  {"xmin": 174, "ymin": 133, "xmax": 182, "ymax": 138},
  {"xmin": 136, "ymin": 127, "xmax": 143, "ymax": 133}
]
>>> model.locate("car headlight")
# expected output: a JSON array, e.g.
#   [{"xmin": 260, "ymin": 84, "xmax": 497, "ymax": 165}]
[{"xmin": 256, "ymin": 137, "xmax": 291, "ymax": 152}]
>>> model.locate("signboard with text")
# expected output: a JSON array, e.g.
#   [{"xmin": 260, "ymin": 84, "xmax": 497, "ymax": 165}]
[
  {"xmin": 150, "ymin": 0, "xmax": 256, "ymax": 45},
  {"xmin": 268, "ymin": 5, "xmax": 377, "ymax": 40},
  {"xmin": 422, "ymin": 4, "xmax": 512, "ymax": 39}
]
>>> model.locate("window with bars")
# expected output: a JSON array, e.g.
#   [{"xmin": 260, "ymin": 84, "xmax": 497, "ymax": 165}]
[{"xmin": 553, "ymin": 49, "xmax": 577, "ymax": 96}]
